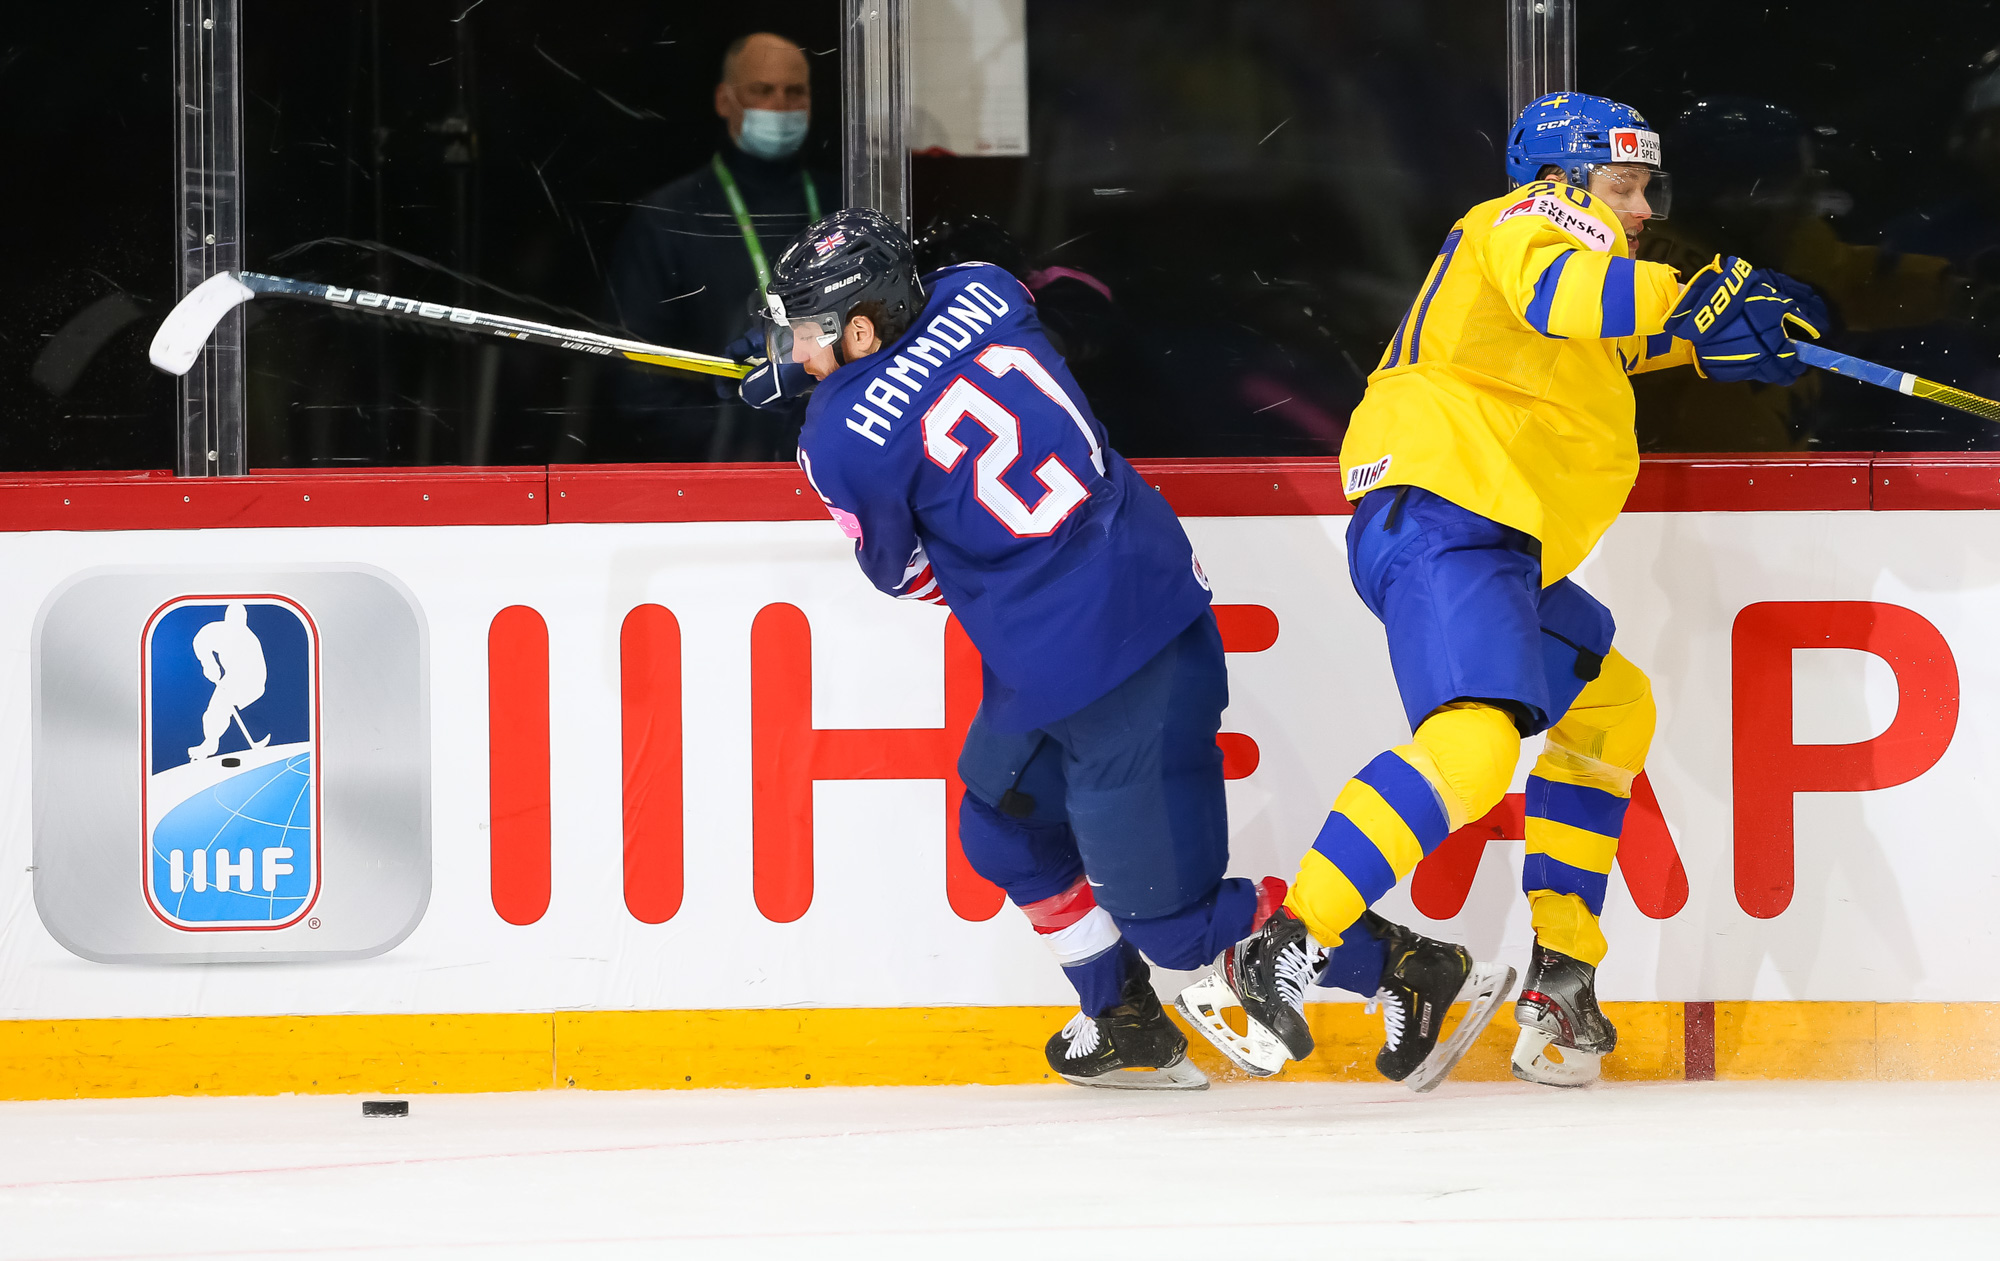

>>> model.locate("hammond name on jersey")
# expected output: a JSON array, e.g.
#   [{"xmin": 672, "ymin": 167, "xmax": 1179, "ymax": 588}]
[{"xmin": 793, "ymin": 257, "xmax": 1210, "ymax": 734}]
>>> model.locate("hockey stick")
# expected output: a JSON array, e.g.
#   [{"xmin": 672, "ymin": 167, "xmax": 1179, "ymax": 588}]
[
  {"xmin": 1792, "ymin": 340, "xmax": 2000, "ymax": 423},
  {"xmin": 229, "ymin": 706, "xmax": 271, "ymax": 752},
  {"xmin": 148, "ymin": 271, "xmax": 752, "ymax": 381}
]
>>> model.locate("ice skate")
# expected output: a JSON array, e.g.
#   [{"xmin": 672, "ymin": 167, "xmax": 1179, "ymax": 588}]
[
  {"xmin": 1176, "ymin": 878, "xmax": 1314, "ymax": 1076},
  {"xmin": 1046, "ymin": 966, "xmax": 1208, "ymax": 1091},
  {"xmin": 1354, "ymin": 912, "xmax": 1516, "ymax": 1093},
  {"xmin": 1511, "ymin": 938, "xmax": 1617, "ymax": 1088}
]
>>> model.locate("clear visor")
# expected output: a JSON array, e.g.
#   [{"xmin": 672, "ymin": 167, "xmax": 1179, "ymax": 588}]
[
  {"xmin": 760, "ymin": 319, "xmax": 795, "ymax": 366},
  {"xmin": 1584, "ymin": 163, "xmax": 1671, "ymax": 220},
  {"xmin": 789, "ymin": 312, "xmax": 841, "ymax": 348}
]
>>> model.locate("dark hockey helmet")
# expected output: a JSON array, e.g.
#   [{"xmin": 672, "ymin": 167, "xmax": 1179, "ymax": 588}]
[{"xmin": 766, "ymin": 207, "xmax": 923, "ymax": 351}]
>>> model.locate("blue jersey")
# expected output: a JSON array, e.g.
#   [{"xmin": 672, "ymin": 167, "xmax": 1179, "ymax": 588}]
[{"xmin": 797, "ymin": 263, "xmax": 1213, "ymax": 732}]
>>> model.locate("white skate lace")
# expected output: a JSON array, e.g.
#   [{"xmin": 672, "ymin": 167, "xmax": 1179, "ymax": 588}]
[
  {"xmin": 1364, "ymin": 988, "xmax": 1407, "ymax": 1051},
  {"xmin": 1275, "ymin": 943, "xmax": 1313, "ymax": 1014},
  {"xmin": 1059, "ymin": 1011, "xmax": 1101, "ymax": 1060}
]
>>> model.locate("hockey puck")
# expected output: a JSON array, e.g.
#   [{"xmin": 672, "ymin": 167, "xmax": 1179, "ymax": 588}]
[{"xmin": 361, "ymin": 1099, "xmax": 408, "ymax": 1118}]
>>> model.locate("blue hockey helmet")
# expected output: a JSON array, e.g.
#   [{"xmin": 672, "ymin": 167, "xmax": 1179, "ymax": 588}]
[
  {"xmin": 1507, "ymin": 92, "xmax": 1671, "ymax": 218},
  {"xmin": 767, "ymin": 208, "xmax": 924, "ymax": 354}
]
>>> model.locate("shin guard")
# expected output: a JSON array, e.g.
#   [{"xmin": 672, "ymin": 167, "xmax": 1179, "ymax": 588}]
[{"xmin": 1286, "ymin": 703, "xmax": 1519, "ymax": 947}]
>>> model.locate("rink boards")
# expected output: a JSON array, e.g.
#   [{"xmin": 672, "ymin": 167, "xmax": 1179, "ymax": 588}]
[{"xmin": 3, "ymin": 458, "xmax": 2000, "ymax": 1094}]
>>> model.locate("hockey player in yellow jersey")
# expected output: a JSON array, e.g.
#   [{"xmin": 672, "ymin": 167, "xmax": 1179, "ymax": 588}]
[{"xmin": 1180, "ymin": 92, "xmax": 1828, "ymax": 1090}]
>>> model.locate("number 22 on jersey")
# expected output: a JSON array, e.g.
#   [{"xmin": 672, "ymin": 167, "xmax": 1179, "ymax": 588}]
[{"xmin": 920, "ymin": 344, "xmax": 1108, "ymax": 538}]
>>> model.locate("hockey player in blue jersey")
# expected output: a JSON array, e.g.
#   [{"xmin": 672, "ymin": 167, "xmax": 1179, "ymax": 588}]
[{"xmin": 763, "ymin": 208, "xmax": 1497, "ymax": 1092}]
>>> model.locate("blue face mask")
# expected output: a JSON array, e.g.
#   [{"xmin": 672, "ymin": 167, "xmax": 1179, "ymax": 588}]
[{"xmin": 737, "ymin": 108, "xmax": 809, "ymax": 161}]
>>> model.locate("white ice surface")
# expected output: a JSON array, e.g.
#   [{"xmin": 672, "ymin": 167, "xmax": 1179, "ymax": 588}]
[{"xmin": 2, "ymin": 1080, "xmax": 1996, "ymax": 1259}]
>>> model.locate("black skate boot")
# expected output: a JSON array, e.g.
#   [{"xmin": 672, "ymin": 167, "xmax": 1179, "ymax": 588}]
[
  {"xmin": 1176, "ymin": 878, "xmax": 1315, "ymax": 1077},
  {"xmin": 1046, "ymin": 964, "xmax": 1208, "ymax": 1091},
  {"xmin": 1511, "ymin": 938, "xmax": 1617, "ymax": 1088},
  {"xmin": 1357, "ymin": 912, "xmax": 1517, "ymax": 1093}
]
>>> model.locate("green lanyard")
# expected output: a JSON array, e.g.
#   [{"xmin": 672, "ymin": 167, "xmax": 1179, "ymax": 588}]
[{"xmin": 712, "ymin": 153, "xmax": 823, "ymax": 293}]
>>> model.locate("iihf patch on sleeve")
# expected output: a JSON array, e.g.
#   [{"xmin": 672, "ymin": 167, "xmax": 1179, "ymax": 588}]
[
  {"xmin": 1493, "ymin": 193, "xmax": 1614, "ymax": 252},
  {"xmin": 1345, "ymin": 455, "xmax": 1392, "ymax": 495}
]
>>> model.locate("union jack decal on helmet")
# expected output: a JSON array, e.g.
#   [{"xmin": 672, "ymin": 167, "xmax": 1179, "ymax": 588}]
[{"xmin": 813, "ymin": 230, "xmax": 848, "ymax": 259}]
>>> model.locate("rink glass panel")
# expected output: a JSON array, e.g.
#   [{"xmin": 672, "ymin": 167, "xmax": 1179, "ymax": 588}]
[
  {"xmin": 236, "ymin": 2, "xmax": 842, "ymax": 468},
  {"xmin": 1582, "ymin": 2, "xmax": 2000, "ymax": 454},
  {"xmin": 15, "ymin": 3, "xmax": 2000, "ymax": 471},
  {"xmin": 0, "ymin": 4, "xmax": 177, "ymax": 473},
  {"xmin": 911, "ymin": 0, "xmax": 1506, "ymax": 459}
]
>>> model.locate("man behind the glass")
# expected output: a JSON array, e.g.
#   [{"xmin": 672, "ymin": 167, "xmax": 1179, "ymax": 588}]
[{"xmin": 608, "ymin": 32, "xmax": 832, "ymax": 460}]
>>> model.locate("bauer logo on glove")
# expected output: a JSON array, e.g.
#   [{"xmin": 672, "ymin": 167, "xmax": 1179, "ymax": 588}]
[
  {"xmin": 1678, "ymin": 255, "xmax": 1755, "ymax": 334},
  {"xmin": 1664, "ymin": 255, "xmax": 1829, "ymax": 385}
]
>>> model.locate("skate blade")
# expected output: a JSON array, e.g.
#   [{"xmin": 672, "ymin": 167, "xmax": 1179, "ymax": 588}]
[
  {"xmin": 1059, "ymin": 1055, "xmax": 1210, "ymax": 1092},
  {"xmin": 1510, "ymin": 1027, "xmax": 1604, "ymax": 1088},
  {"xmin": 1405, "ymin": 962, "xmax": 1518, "ymax": 1094},
  {"xmin": 1174, "ymin": 974, "xmax": 1291, "ymax": 1077}
]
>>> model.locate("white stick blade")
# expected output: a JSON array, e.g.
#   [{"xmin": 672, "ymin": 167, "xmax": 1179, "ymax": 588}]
[{"xmin": 148, "ymin": 272, "xmax": 256, "ymax": 376}]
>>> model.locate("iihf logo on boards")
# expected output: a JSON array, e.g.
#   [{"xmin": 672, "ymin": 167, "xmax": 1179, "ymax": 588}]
[
  {"xmin": 141, "ymin": 596, "xmax": 321, "ymax": 931},
  {"xmin": 34, "ymin": 565, "xmax": 430, "ymax": 964}
]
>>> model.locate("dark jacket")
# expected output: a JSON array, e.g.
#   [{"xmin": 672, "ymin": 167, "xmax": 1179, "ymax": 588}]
[{"xmin": 605, "ymin": 143, "xmax": 831, "ymax": 459}]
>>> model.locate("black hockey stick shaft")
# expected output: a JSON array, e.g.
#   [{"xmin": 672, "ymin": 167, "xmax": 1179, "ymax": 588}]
[
  {"xmin": 238, "ymin": 272, "xmax": 751, "ymax": 378},
  {"xmin": 149, "ymin": 270, "xmax": 750, "ymax": 380}
]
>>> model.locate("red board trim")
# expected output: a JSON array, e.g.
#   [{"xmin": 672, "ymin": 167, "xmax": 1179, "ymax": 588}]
[
  {"xmin": 0, "ymin": 468, "xmax": 546, "ymax": 532},
  {"xmin": 548, "ymin": 454, "xmax": 1885, "ymax": 523},
  {"xmin": 3, "ymin": 453, "xmax": 2000, "ymax": 531},
  {"xmin": 1872, "ymin": 455, "xmax": 2000, "ymax": 510},
  {"xmin": 550, "ymin": 462, "xmax": 821, "ymax": 524},
  {"xmin": 1620, "ymin": 456, "xmax": 1871, "ymax": 513}
]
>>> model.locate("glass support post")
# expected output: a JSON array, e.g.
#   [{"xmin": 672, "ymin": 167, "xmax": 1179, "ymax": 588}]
[
  {"xmin": 1505, "ymin": 0, "xmax": 1578, "ymax": 128},
  {"xmin": 172, "ymin": 0, "xmax": 246, "ymax": 477},
  {"xmin": 841, "ymin": 0, "xmax": 911, "ymax": 226}
]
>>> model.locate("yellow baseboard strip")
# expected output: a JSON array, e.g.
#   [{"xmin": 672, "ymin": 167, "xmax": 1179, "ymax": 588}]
[
  {"xmin": 1166, "ymin": 1001, "xmax": 1684, "ymax": 1083},
  {"xmin": 2, "ymin": 1001, "xmax": 1995, "ymax": 1101},
  {"xmin": 556, "ymin": 1008, "xmax": 1064, "ymax": 1090},
  {"xmin": 0, "ymin": 1014, "xmax": 553, "ymax": 1100}
]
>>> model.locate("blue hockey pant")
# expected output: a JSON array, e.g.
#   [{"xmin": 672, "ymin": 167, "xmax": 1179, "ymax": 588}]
[{"xmin": 957, "ymin": 610, "xmax": 1259, "ymax": 1016}]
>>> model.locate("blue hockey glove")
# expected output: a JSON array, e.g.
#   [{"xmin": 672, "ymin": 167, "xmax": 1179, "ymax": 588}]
[
  {"xmin": 716, "ymin": 328, "xmax": 813, "ymax": 409},
  {"xmin": 737, "ymin": 357, "xmax": 813, "ymax": 410},
  {"xmin": 1665, "ymin": 256, "xmax": 1829, "ymax": 385}
]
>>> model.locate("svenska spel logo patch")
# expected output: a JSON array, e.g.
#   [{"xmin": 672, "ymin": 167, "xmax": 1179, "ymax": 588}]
[
  {"xmin": 1607, "ymin": 128, "xmax": 1661, "ymax": 167},
  {"xmin": 1494, "ymin": 193, "xmax": 1614, "ymax": 252},
  {"xmin": 141, "ymin": 595, "xmax": 321, "ymax": 931}
]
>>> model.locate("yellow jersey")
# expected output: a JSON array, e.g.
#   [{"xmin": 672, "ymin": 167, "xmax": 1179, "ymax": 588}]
[{"xmin": 1339, "ymin": 180, "xmax": 1692, "ymax": 583}]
